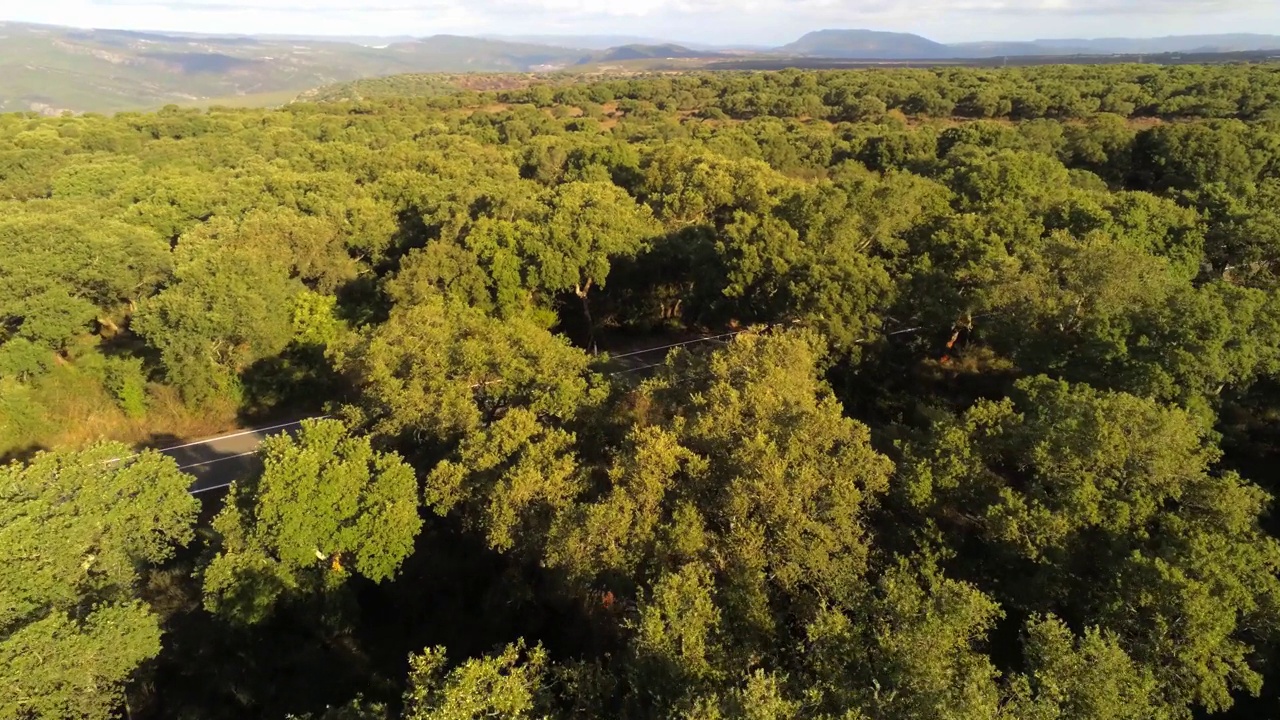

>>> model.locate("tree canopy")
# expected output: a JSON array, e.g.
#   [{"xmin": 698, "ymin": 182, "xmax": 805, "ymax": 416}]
[
  {"xmin": 2, "ymin": 60, "xmax": 1280, "ymax": 720},
  {"xmin": 0, "ymin": 445, "xmax": 197, "ymax": 719}
]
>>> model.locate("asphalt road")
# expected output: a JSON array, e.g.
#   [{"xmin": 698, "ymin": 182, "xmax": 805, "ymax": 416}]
[
  {"xmin": 153, "ymin": 418, "xmax": 315, "ymax": 495},
  {"xmin": 144, "ymin": 332, "xmax": 740, "ymax": 496}
]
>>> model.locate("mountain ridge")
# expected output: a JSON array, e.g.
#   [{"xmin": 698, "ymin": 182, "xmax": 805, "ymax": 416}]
[
  {"xmin": 4, "ymin": 21, "xmax": 1280, "ymax": 114},
  {"xmin": 779, "ymin": 29, "xmax": 953, "ymax": 59},
  {"xmin": 784, "ymin": 28, "xmax": 1280, "ymax": 58}
]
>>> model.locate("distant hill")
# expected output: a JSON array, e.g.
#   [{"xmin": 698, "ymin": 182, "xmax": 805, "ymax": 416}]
[
  {"xmin": 949, "ymin": 41, "xmax": 1091, "ymax": 57},
  {"xmin": 0, "ymin": 24, "xmax": 590, "ymax": 113},
  {"xmin": 586, "ymin": 44, "xmax": 718, "ymax": 63},
  {"xmin": 483, "ymin": 34, "xmax": 681, "ymax": 50},
  {"xmin": 1032, "ymin": 34, "xmax": 1280, "ymax": 55},
  {"xmin": 783, "ymin": 28, "xmax": 1280, "ymax": 60},
  {"xmin": 486, "ymin": 34, "xmax": 734, "ymax": 52},
  {"xmin": 5, "ymin": 21, "xmax": 1280, "ymax": 114},
  {"xmin": 778, "ymin": 29, "xmax": 953, "ymax": 59},
  {"xmin": 380, "ymin": 35, "xmax": 578, "ymax": 72},
  {"xmin": 0, "ymin": 24, "xmax": 733, "ymax": 113}
]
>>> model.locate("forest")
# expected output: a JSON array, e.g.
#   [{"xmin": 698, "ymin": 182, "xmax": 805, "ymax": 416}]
[{"xmin": 2, "ymin": 61, "xmax": 1280, "ymax": 719}]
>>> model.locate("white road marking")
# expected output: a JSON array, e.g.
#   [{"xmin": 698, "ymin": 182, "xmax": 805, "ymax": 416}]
[
  {"xmin": 177, "ymin": 449, "xmax": 260, "ymax": 471},
  {"xmin": 156, "ymin": 417, "xmax": 324, "ymax": 454},
  {"xmin": 101, "ymin": 416, "xmax": 328, "ymax": 465}
]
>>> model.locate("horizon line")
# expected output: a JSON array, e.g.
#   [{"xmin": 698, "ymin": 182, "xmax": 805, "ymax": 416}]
[{"xmin": 3, "ymin": 18, "xmax": 1279, "ymax": 49}]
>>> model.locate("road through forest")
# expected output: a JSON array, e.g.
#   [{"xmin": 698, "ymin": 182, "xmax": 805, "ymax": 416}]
[
  {"xmin": 152, "ymin": 331, "xmax": 743, "ymax": 495},
  {"xmin": 155, "ymin": 418, "xmax": 314, "ymax": 495}
]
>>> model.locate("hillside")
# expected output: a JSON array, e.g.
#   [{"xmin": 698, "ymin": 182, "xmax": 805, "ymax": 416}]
[
  {"xmin": 778, "ymin": 29, "xmax": 952, "ymax": 58},
  {"xmin": 791, "ymin": 28, "xmax": 1280, "ymax": 60},
  {"xmin": 382, "ymin": 35, "xmax": 579, "ymax": 71},
  {"xmin": 0, "ymin": 23, "xmax": 397, "ymax": 113},
  {"xmin": 0, "ymin": 23, "xmax": 588, "ymax": 113},
  {"xmin": 482, "ymin": 34, "xmax": 684, "ymax": 50},
  {"xmin": 950, "ymin": 41, "xmax": 1092, "ymax": 57},
  {"xmin": 587, "ymin": 43, "xmax": 715, "ymax": 62},
  {"xmin": 0, "ymin": 23, "xmax": 733, "ymax": 113},
  {"xmin": 5, "ymin": 21, "xmax": 1280, "ymax": 114}
]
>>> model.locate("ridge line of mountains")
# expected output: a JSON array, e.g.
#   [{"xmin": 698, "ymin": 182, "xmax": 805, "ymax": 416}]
[{"xmin": 4, "ymin": 21, "xmax": 1280, "ymax": 114}]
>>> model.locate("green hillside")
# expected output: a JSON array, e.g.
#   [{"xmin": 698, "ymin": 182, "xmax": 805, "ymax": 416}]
[{"xmin": 0, "ymin": 23, "xmax": 591, "ymax": 113}]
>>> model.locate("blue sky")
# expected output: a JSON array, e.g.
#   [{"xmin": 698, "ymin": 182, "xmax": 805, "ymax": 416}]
[{"xmin": 4, "ymin": 0, "xmax": 1279, "ymax": 45}]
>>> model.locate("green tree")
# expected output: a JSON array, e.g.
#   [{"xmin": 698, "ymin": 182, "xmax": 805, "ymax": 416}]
[
  {"xmin": 402, "ymin": 642, "xmax": 551, "ymax": 720},
  {"xmin": 0, "ymin": 444, "xmax": 198, "ymax": 719},
  {"xmin": 978, "ymin": 231, "xmax": 1280, "ymax": 406},
  {"xmin": 534, "ymin": 181, "xmax": 659, "ymax": 341},
  {"xmin": 801, "ymin": 559, "xmax": 1004, "ymax": 720},
  {"xmin": 431, "ymin": 330, "xmax": 896, "ymax": 716},
  {"xmin": 1007, "ymin": 616, "xmax": 1163, "ymax": 720},
  {"xmin": 202, "ymin": 419, "xmax": 421, "ymax": 624},
  {"xmin": 899, "ymin": 376, "xmax": 1280, "ymax": 716},
  {"xmin": 1131, "ymin": 120, "xmax": 1261, "ymax": 193},
  {"xmin": 0, "ymin": 212, "xmax": 170, "ymax": 350},
  {"xmin": 133, "ymin": 244, "xmax": 303, "ymax": 406},
  {"xmin": 337, "ymin": 290, "xmax": 598, "ymax": 448}
]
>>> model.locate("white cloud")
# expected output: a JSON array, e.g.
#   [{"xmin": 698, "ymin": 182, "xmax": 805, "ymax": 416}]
[{"xmin": 4, "ymin": 0, "xmax": 1278, "ymax": 43}]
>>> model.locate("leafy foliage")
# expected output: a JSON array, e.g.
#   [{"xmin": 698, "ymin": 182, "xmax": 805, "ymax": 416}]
[
  {"xmin": 1, "ymin": 62, "xmax": 1279, "ymax": 720},
  {"xmin": 900, "ymin": 376, "xmax": 1280, "ymax": 715},
  {"xmin": 0, "ymin": 445, "xmax": 197, "ymax": 719},
  {"xmin": 203, "ymin": 420, "xmax": 421, "ymax": 624}
]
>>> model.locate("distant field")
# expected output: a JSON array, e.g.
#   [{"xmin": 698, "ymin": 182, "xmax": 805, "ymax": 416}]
[{"xmin": 174, "ymin": 89, "xmax": 303, "ymax": 110}]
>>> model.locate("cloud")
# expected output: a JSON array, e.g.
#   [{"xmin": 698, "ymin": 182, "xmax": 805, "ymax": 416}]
[
  {"xmin": 930, "ymin": 0, "xmax": 1264, "ymax": 14},
  {"xmin": 11, "ymin": 0, "xmax": 1280, "ymax": 42},
  {"xmin": 82, "ymin": 0, "xmax": 1276, "ymax": 16}
]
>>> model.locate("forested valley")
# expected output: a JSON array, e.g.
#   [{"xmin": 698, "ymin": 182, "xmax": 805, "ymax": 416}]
[{"xmin": 4, "ymin": 62, "xmax": 1280, "ymax": 719}]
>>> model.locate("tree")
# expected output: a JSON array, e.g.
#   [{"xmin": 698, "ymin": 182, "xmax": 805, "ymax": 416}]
[
  {"xmin": 178, "ymin": 208, "xmax": 361, "ymax": 293},
  {"xmin": 801, "ymin": 559, "xmax": 1004, "ymax": 720},
  {"xmin": 899, "ymin": 376, "xmax": 1280, "ymax": 716},
  {"xmin": 387, "ymin": 219, "xmax": 556, "ymax": 327},
  {"xmin": 638, "ymin": 147, "xmax": 779, "ymax": 228},
  {"xmin": 1199, "ymin": 178, "xmax": 1280, "ymax": 286},
  {"xmin": 1007, "ymin": 616, "xmax": 1163, "ymax": 720},
  {"xmin": 133, "ymin": 243, "xmax": 303, "ymax": 407},
  {"xmin": 547, "ymin": 330, "xmax": 895, "ymax": 599},
  {"xmin": 533, "ymin": 181, "xmax": 659, "ymax": 344},
  {"xmin": 0, "ymin": 444, "xmax": 198, "ymax": 719},
  {"xmin": 337, "ymin": 290, "xmax": 598, "ymax": 449},
  {"xmin": 202, "ymin": 419, "xmax": 421, "ymax": 624},
  {"xmin": 402, "ymin": 642, "xmax": 551, "ymax": 720},
  {"xmin": 717, "ymin": 182, "xmax": 895, "ymax": 352},
  {"xmin": 1131, "ymin": 120, "xmax": 1260, "ymax": 193},
  {"xmin": 978, "ymin": 231, "xmax": 1280, "ymax": 407},
  {"xmin": 0, "ymin": 211, "xmax": 171, "ymax": 350},
  {"xmin": 429, "ymin": 330, "xmax": 897, "ymax": 716}
]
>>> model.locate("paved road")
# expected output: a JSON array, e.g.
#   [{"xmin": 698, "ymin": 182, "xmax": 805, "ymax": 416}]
[
  {"xmin": 143, "ymin": 332, "xmax": 741, "ymax": 496},
  {"xmin": 152, "ymin": 418, "xmax": 316, "ymax": 495}
]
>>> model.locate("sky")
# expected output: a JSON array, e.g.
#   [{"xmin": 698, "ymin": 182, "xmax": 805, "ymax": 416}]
[{"xmin": 4, "ymin": 0, "xmax": 1280, "ymax": 46}]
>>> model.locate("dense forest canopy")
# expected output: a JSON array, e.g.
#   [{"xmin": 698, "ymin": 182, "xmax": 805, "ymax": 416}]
[{"xmin": 2, "ymin": 61, "xmax": 1280, "ymax": 719}]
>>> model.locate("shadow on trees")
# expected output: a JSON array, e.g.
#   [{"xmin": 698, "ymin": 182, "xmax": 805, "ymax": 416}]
[
  {"xmin": 141, "ymin": 584, "xmax": 380, "ymax": 719},
  {"xmin": 139, "ymin": 513, "xmax": 614, "ymax": 720},
  {"xmin": 238, "ymin": 344, "xmax": 341, "ymax": 426},
  {"xmin": 352, "ymin": 515, "xmax": 621, "ymax": 684},
  {"xmin": 0, "ymin": 443, "xmax": 46, "ymax": 466}
]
